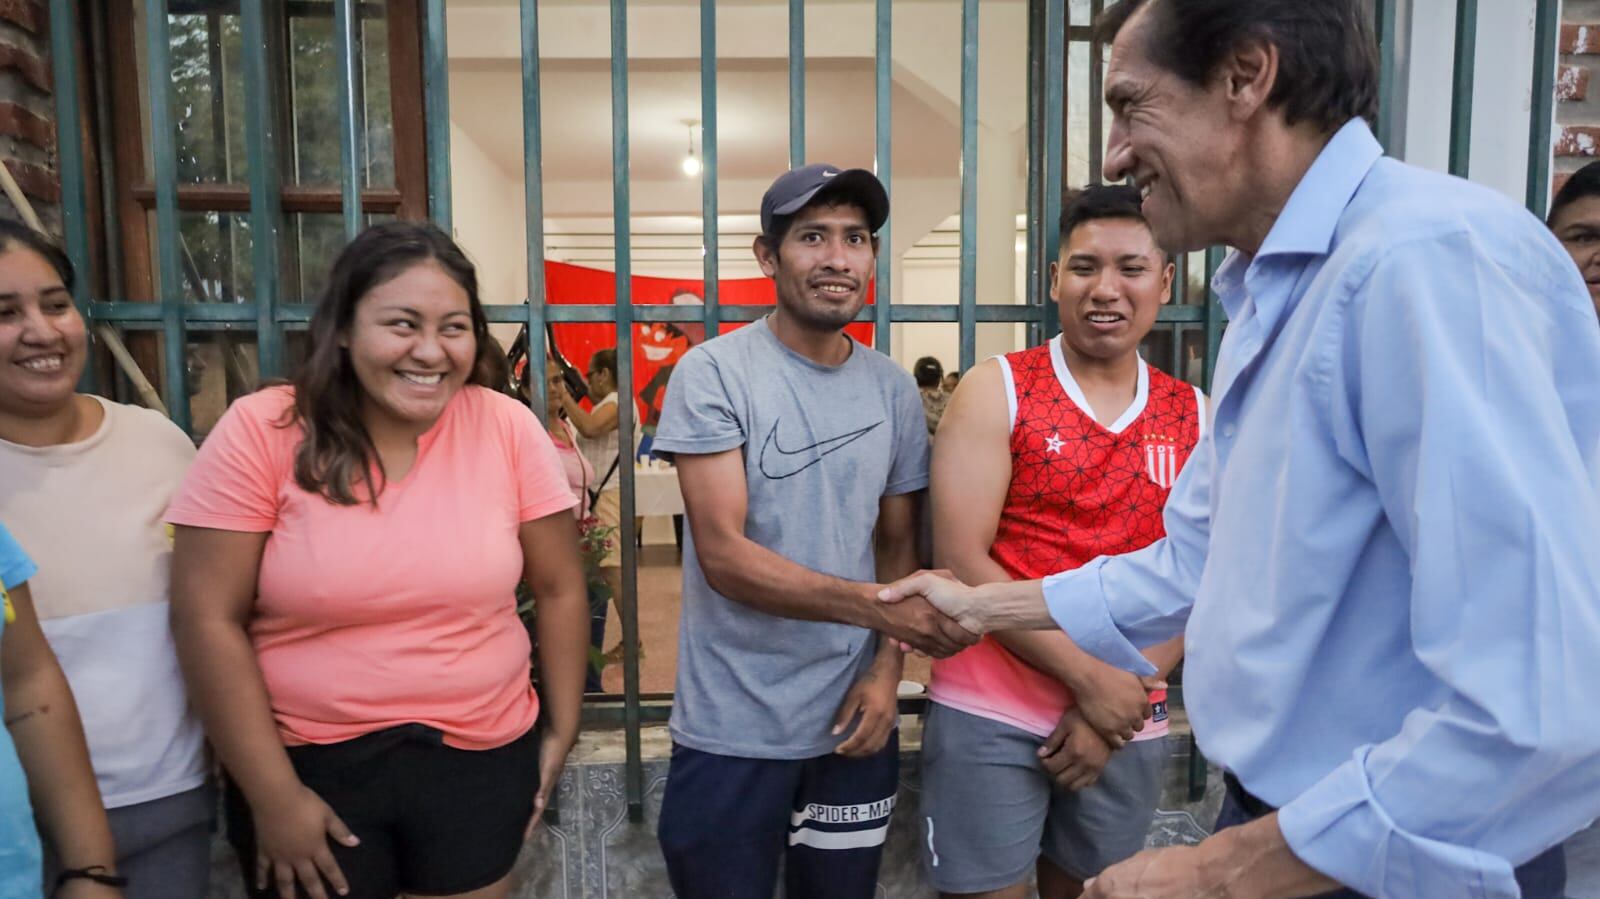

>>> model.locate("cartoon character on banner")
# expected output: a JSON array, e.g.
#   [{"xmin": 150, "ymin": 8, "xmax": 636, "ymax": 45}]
[{"xmin": 637, "ymin": 288, "xmax": 705, "ymax": 458}]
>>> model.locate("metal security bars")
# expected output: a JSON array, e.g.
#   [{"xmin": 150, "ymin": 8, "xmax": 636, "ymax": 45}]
[{"xmin": 52, "ymin": 0, "xmax": 1562, "ymax": 823}]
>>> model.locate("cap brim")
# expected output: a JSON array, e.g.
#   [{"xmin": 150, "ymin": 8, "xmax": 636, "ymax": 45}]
[{"xmin": 773, "ymin": 168, "xmax": 889, "ymax": 233}]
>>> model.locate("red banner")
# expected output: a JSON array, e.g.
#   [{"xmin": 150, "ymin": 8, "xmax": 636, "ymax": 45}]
[{"xmin": 542, "ymin": 261, "xmax": 875, "ymax": 431}]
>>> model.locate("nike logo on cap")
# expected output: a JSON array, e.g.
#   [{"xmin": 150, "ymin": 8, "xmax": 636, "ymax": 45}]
[
  {"xmin": 758, "ymin": 417, "xmax": 881, "ymax": 479},
  {"xmin": 822, "ymin": 171, "xmax": 837, "ymax": 177}
]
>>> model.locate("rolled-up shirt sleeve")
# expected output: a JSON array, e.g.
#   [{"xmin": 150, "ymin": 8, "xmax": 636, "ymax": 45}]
[
  {"xmin": 1278, "ymin": 230, "xmax": 1600, "ymax": 898},
  {"xmin": 1042, "ymin": 425, "xmax": 1214, "ymax": 676}
]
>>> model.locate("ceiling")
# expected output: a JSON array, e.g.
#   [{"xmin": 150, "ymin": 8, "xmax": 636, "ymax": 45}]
[{"xmin": 450, "ymin": 56, "xmax": 960, "ymax": 203}]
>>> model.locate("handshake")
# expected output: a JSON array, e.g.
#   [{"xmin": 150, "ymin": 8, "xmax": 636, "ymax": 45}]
[{"xmin": 868, "ymin": 569, "xmax": 994, "ymax": 659}]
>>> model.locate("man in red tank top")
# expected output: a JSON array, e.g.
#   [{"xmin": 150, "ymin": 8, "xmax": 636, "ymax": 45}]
[{"xmin": 919, "ymin": 185, "xmax": 1205, "ymax": 899}]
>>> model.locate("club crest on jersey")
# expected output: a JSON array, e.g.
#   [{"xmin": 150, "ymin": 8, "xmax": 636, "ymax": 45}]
[{"xmin": 1143, "ymin": 432, "xmax": 1181, "ymax": 488}]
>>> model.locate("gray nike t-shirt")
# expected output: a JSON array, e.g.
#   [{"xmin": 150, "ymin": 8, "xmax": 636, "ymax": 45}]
[{"xmin": 653, "ymin": 316, "xmax": 929, "ymax": 759}]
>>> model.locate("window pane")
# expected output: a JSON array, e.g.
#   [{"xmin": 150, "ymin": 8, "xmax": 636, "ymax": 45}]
[
  {"xmin": 170, "ymin": 11, "xmax": 246, "ymax": 184},
  {"xmin": 1180, "ymin": 325, "xmax": 1207, "ymax": 387},
  {"xmin": 162, "ymin": 1, "xmax": 397, "ymax": 189},
  {"xmin": 188, "ymin": 331, "xmax": 261, "ymax": 439},
  {"xmin": 176, "ymin": 210, "xmax": 255, "ymax": 302},
  {"xmin": 288, "ymin": 1, "xmax": 397, "ymax": 188},
  {"xmin": 1140, "ymin": 326, "xmax": 1175, "ymax": 378}
]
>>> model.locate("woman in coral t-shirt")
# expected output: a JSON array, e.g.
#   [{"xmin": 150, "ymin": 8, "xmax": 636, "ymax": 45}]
[{"xmin": 167, "ymin": 223, "xmax": 589, "ymax": 899}]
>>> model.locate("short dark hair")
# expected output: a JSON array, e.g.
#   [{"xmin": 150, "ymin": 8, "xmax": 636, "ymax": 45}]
[
  {"xmin": 913, "ymin": 356, "xmax": 944, "ymax": 388},
  {"xmin": 1058, "ymin": 184, "xmax": 1165, "ymax": 260},
  {"xmin": 1549, "ymin": 162, "xmax": 1600, "ymax": 226},
  {"xmin": 1096, "ymin": 0, "xmax": 1379, "ymax": 134},
  {"xmin": 0, "ymin": 218, "xmax": 75, "ymax": 293},
  {"xmin": 589, "ymin": 348, "xmax": 618, "ymax": 380}
]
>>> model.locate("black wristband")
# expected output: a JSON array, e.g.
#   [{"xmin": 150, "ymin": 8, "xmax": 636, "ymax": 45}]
[{"xmin": 52, "ymin": 865, "xmax": 128, "ymax": 895}]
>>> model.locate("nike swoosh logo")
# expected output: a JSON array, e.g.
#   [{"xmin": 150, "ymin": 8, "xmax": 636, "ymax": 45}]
[{"xmin": 758, "ymin": 417, "xmax": 882, "ymax": 479}]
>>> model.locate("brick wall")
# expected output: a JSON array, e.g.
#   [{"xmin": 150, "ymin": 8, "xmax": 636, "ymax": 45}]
[
  {"xmin": 0, "ymin": 0, "xmax": 57, "ymax": 235},
  {"xmin": 1556, "ymin": 1, "xmax": 1600, "ymax": 197}
]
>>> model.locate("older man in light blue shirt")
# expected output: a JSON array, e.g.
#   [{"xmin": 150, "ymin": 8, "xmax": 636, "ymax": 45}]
[{"xmin": 883, "ymin": 2, "xmax": 1600, "ymax": 898}]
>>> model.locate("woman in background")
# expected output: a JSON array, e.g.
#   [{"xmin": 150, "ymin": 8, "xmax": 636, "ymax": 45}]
[{"xmin": 544, "ymin": 357, "xmax": 607, "ymax": 692}]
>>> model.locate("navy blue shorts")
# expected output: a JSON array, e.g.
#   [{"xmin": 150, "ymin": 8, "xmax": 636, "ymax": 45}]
[
  {"xmin": 1216, "ymin": 772, "xmax": 1566, "ymax": 899},
  {"xmin": 658, "ymin": 733, "xmax": 899, "ymax": 899}
]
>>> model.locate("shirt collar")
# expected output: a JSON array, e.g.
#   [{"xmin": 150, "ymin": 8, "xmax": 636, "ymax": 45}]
[
  {"xmin": 1256, "ymin": 118, "xmax": 1383, "ymax": 260},
  {"xmin": 1210, "ymin": 118, "xmax": 1384, "ymax": 321}
]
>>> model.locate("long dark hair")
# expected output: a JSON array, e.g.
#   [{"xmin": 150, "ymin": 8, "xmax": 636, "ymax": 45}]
[{"xmin": 286, "ymin": 221, "xmax": 493, "ymax": 505}]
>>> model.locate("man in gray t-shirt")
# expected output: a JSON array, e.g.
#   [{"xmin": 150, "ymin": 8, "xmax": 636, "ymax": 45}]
[{"xmin": 652, "ymin": 164, "xmax": 976, "ymax": 899}]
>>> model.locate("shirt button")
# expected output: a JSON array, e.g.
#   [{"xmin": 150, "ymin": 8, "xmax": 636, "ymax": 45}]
[{"xmin": 1221, "ymin": 424, "xmax": 1237, "ymax": 439}]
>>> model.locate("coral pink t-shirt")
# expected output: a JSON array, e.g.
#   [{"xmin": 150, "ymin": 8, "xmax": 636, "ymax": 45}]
[{"xmin": 166, "ymin": 385, "xmax": 576, "ymax": 750}]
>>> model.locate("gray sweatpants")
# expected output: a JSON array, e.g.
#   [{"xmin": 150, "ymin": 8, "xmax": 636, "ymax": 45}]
[{"xmin": 46, "ymin": 783, "xmax": 214, "ymax": 899}]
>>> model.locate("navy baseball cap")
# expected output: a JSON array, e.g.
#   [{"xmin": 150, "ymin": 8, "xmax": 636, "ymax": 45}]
[{"xmin": 759, "ymin": 164, "xmax": 889, "ymax": 237}]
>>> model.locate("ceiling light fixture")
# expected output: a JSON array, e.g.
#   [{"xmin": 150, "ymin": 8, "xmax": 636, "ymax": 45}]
[{"xmin": 681, "ymin": 122, "xmax": 702, "ymax": 177}]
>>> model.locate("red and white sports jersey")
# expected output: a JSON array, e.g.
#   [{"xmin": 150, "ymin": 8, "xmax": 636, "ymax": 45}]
[{"xmin": 929, "ymin": 338, "xmax": 1204, "ymax": 739}]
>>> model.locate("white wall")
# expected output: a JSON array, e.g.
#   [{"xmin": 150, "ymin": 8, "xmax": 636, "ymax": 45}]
[
  {"xmin": 1401, "ymin": 0, "xmax": 1543, "ymax": 202},
  {"xmin": 448, "ymin": 121, "xmax": 529, "ymax": 350}
]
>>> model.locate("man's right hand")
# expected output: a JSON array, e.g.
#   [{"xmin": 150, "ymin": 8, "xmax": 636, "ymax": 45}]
[
  {"xmin": 877, "ymin": 569, "xmax": 990, "ymax": 634},
  {"xmin": 1067, "ymin": 658, "xmax": 1163, "ymax": 747},
  {"xmin": 874, "ymin": 592, "xmax": 979, "ymax": 658},
  {"xmin": 252, "ymin": 784, "xmax": 358, "ymax": 899}
]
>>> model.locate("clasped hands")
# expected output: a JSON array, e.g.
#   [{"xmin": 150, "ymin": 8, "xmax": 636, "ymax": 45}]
[{"xmin": 876, "ymin": 568, "xmax": 1162, "ymax": 746}]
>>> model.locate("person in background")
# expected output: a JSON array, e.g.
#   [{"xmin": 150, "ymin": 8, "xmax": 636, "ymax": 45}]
[
  {"xmin": 884, "ymin": 1, "xmax": 1599, "ymax": 897},
  {"xmin": 168, "ymin": 222, "xmax": 590, "ymax": 899},
  {"xmin": 544, "ymin": 357, "xmax": 606, "ymax": 693},
  {"xmin": 1547, "ymin": 160, "xmax": 1600, "ymax": 318},
  {"xmin": 941, "ymin": 370, "xmax": 960, "ymax": 395},
  {"xmin": 0, "ymin": 521, "xmax": 124, "ymax": 898},
  {"xmin": 559, "ymin": 347, "xmax": 623, "ymax": 646},
  {"xmin": 653, "ymin": 163, "xmax": 975, "ymax": 899},
  {"xmin": 0, "ymin": 219, "xmax": 208, "ymax": 898},
  {"xmin": 913, "ymin": 356, "xmax": 948, "ymax": 436},
  {"xmin": 921, "ymin": 185, "xmax": 1196, "ymax": 899}
]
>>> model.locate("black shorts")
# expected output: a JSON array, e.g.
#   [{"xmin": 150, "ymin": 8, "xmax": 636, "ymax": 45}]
[{"xmin": 225, "ymin": 723, "xmax": 539, "ymax": 899}]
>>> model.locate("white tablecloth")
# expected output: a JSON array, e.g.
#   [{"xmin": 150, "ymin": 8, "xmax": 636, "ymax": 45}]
[{"xmin": 632, "ymin": 465, "xmax": 684, "ymax": 517}]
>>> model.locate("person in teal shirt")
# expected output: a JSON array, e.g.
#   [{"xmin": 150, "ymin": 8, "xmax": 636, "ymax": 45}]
[{"xmin": 0, "ymin": 522, "xmax": 122, "ymax": 898}]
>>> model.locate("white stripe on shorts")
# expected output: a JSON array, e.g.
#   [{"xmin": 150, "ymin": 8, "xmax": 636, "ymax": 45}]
[{"xmin": 787, "ymin": 822, "xmax": 890, "ymax": 850}]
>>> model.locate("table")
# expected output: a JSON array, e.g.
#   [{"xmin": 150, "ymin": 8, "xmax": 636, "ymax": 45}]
[{"xmin": 632, "ymin": 464, "xmax": 684, "ymax": 518}]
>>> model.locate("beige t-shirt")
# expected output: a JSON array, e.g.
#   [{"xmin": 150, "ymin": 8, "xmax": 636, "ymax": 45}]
[{"xmin": 0, "ymin": 396, "xmax": 206, "ymax": 807}]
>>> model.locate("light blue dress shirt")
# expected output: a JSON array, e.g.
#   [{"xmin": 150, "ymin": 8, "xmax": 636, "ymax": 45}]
[{"xmin": 1042, "ymin": 119, "xmax": 1600, "ymax": 899}]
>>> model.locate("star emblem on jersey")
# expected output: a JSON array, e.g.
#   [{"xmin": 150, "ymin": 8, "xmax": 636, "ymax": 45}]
[
  {"xmin": 1044, "ymin": 432, "xmax": 1065, "ymax": 455},
  {"xmin": 758, "ymin": 417, "xmax": 882, "ymax": 479}
]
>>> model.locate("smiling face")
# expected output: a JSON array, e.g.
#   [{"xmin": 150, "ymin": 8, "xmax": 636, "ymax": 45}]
[
  {"xmin": 755, "ymin": 201, "xmax": 878, "ymax": 332},
  {"xmin": 1101, "ymin": 6, "xmax": 1250, "ymax": 253},
  {"xmin": 1052, "ymin": 217, "xmax": 1173, "ymax": 365},
  {"xmin": 344, "ymin": 259, "xmax": 476, "ymax": 432},
  {"xmin": 1550, "ymin": 194, "xmax": 1600, "ymax": 317},
  {"xmin": 0, "ymin": 245, "xmax": 85, "ymax": 419}
]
